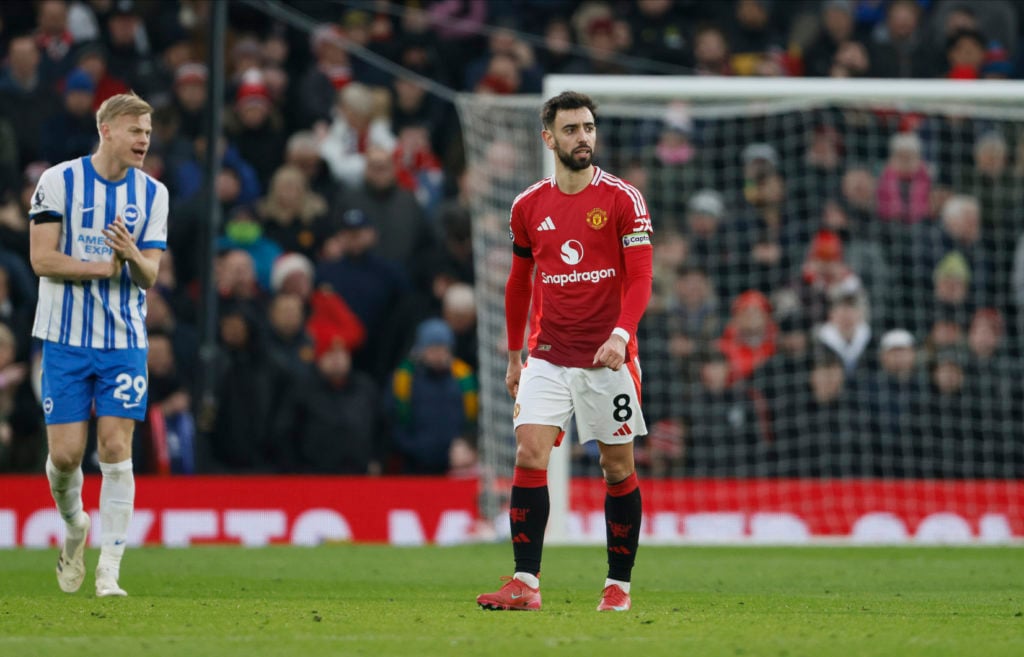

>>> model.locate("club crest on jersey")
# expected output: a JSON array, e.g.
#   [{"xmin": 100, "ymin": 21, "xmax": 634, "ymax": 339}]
[
  {"xmin": 586, "ymin": 207, "xmax": 608, "ymax": 230},
  {"xmin": 121, "ymin": 203, "xmax": 142, "ymax": 226}
]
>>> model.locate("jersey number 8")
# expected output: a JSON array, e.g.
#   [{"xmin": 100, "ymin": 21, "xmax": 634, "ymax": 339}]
[{"xmin": 612, "ymin": 394, "xmax": 632, "ymax": 422}]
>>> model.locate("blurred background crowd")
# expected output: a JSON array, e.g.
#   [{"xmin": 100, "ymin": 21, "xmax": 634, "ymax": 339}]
[{"xmin": 0, "ymin": 0, "xmax": 1022, "ymax": 479}]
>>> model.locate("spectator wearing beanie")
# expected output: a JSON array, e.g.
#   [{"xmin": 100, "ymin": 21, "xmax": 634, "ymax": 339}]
[
  {"xmin": 170, "ymin": 62, "xmax": 209, "ymax": 141},
  {"xmin": 981, "ymin": 40, "xmax": 1013, "ymax": 78},
  {"xmin": 877, "ymin": 132, "xmax": 931, "ymax": 224},
  {"xmin": 40, "ymin": 68, "xmax": 97, "ymax": 164},
  {"xmin": 717, "ymin": 290, "xmax": 777, "ymax": 384},
  {"xmin": 387, "ymin": 318, "xmax": 478, "ymax": 475},
  {"xmin": 815, "ymin": 279, "xmax": 873, "ymax": 379},
  {"xmin": 226, "ymin": 69, "xmax": 288, "ymax": 190},
  {"xmin": 931, "ymin": 251, "xmax": 973, "ymax": 325},
  {"xmin": 217, "ymin": 204, "xmax": 282, "ymax": 293},
  {"xmin": 784, "ymin": 229, "xmax": 860, "ymax": 327},
  {"xmin": 297, "ymin": 24, "xmax": 354, "ymax": 130},
  {"xmin": 271, "ymin": 251, "xmax": 366, "ymax": 358}
]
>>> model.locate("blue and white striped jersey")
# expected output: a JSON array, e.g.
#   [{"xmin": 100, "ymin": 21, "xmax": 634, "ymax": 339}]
[{"xmin": 29, "ymin": 155, "xmax": 169, "ymax": 349}]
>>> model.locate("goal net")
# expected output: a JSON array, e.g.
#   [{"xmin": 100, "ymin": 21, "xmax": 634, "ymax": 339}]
[{"xmin": 457, "ymin": 76, "xmax": 1024, "ymax": 544}]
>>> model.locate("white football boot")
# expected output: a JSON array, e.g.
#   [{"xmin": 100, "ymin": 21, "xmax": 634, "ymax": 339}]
[
  {"xmin": 95, "ymin": 566, "xmax": 127, "ymax": 597},
  {"xmin": 56, "ymin": 512, "xmax": 90, "ymax": 593}
]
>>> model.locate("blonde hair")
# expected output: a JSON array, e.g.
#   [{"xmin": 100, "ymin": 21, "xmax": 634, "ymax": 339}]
[
  {"xmin": 96, "ymin": 92, "xmax": 153, "ymax": 135},
  {"xmin": 338, "ymin": 82, "xmax": 374, "ymax": 116},
  {"xmin": 443, "ymin": 283, "xmax": 476, "ymax": 314},
  {"xmin": 258, "ymin": 164, "xmax": 328, "ymax": 224}
]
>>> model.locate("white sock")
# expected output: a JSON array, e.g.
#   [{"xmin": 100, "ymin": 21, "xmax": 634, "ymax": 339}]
[
  {"xmin": 513, "ymin": 572, "xmax": 540, "ymax": 589},
  {"xmin": 46, "ymin": 456, "xmax": 85, "ymax": 528},
  {"xmin": 605, "ymin": 578, "xmax": 630, "ymax": 594},
  {"xmin": 98, "ymin": 459, "xmax": 134, "ymax": 575}
]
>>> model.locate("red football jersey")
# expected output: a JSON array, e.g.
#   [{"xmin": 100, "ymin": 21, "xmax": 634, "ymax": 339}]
[{"xmin": 509, "ymin": 166, "xmax": 653, "ymax": 368}]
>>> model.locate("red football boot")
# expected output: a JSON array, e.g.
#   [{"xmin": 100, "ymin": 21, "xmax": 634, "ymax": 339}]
[
  {"xmin": 596, "ymin": 584, "xmax": 631, "ymax": 612},
  {"xmin": 477, "ymin": 576, "xmax": 542, "ymax": 611}
]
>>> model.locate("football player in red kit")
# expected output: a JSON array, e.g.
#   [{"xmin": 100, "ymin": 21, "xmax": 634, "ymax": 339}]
[{"xmin": 477, "ymin": 91, "xmax": 653, "ymax": 613}]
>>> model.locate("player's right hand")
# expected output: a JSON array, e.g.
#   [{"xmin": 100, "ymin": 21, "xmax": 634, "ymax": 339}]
[
  {"xmin": 593, "ymin": 334, "xmax": 627, "ymax": 371},
  {"xmin": 506, "ymin": 356, "xmax": 523, "ymax": 399}
]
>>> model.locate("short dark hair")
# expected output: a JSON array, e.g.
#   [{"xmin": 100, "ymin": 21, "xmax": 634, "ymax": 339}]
[
  {"xmin": 540, "ymin": 91, "xmax": 597, "ymax": 130},
  {"xmin": 812, "ymin": 345, "xmax": 844, "ymax": 369},
  {"xmin": 946, "ymin": 27, "xmax": 986, "ymax": 53}
]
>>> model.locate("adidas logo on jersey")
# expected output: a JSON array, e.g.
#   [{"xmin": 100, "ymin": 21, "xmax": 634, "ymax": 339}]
[
  {"xmin": 537, "ymin": 217, "xmax": 556, "ymax": 231},
  {"xmin": 612, "ymin": 423, "xmax": 632, "ymax": 437}
]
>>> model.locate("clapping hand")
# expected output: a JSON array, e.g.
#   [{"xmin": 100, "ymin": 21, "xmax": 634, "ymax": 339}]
[{"xmin": 103, "ymin": 217, "xmax": 140, "ymax": 274}]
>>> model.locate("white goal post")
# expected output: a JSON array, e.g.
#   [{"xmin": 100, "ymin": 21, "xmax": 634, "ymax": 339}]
[{"xmin": 545, "ymin": 75, "xmax": 1024, "ymax": 102}]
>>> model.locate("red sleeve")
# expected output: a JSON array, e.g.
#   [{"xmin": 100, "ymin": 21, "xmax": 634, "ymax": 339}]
[
  {"xmin": 504, "ymin": 251, "xmax": 534, "ymax": 352},
  {"xmin": 615, "ymin": 243, "xmax": 653, "ymax": 338}
]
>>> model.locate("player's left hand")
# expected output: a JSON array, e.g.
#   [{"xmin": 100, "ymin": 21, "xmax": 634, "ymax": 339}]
[
  {"xmin": 593, "ymin": 334, "xmax": 627, "ymax": 371},
  {"xmin": 103, "ymin": 217, "xmax": 142, "ymax": 263}
]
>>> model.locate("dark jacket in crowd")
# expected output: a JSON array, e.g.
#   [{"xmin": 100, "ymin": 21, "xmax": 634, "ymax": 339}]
[
  {"xmin": 276, "ymin": 367, "xmax": 382, "ymax": 474},
  {"xmin": 680, "ymin": 381, "xmax": 765, "ymax": 476},
  {"xmin": 205, "ymin": 312, "xmax": 291, "ymax": 472},
  {"xmin": 388, "ymin": 357, "xmax": 476, "ymax": 474}
]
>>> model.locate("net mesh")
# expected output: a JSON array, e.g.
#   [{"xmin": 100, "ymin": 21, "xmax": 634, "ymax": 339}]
[{"xmin": 457, "ymin": 86, "xmax": 1024, "ymax": 543}]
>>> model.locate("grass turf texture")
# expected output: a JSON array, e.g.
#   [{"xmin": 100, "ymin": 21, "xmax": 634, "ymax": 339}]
[{"xmin": 0, "ymin": 545, "xmax": 1021, "ymax": 657}]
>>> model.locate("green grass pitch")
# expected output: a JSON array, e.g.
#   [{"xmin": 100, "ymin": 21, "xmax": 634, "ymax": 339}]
[{"xmin": 1, "ymin": 544, "xmax": 1021, "ymax": 657}]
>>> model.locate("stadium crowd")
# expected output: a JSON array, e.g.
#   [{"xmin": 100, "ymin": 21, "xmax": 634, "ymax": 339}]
[{"xmin": 0, "ymin": 0, "xmax": 1022, "ymax": 478}]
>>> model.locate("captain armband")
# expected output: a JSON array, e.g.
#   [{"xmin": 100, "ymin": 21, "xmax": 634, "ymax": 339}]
[{"xmin": 621, "ymin": 232, "xmax": 651, "ymax": 248}]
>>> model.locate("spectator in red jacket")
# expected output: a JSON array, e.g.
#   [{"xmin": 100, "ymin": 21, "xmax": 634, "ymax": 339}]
[
  {"xmin": 270, "ymin": 252, "xmax": 366, "ymax": 356},
  {"xmin": 718, "ymin": 290, "xmax": 777, "ymax": 383},
  {"xmin": 73, "ymin": 42, "xmax": 129, "ymax": 110}
]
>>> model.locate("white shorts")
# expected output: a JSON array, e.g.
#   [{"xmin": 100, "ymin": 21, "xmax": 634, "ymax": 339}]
[{"xmin": 513, "ymin": 357, "xmax": 647, "ymax": 445}]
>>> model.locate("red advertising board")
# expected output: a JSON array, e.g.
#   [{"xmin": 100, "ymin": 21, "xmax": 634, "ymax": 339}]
[
  {"xmin": 0, "ymin": 476, "xmax": 479, "ymax": 547},
  {"xmin": 1, "ymin": 476, "xmax": 1020, "ymax": 546},
  {"xmin": 567, "ymin": 478, "xmax": 1024, "ymax": 543}
]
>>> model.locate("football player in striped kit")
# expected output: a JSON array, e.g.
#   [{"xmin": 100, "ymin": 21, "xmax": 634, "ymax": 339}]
[{"xmin": 29, "ymin": 92, "xmax": 167, "ymax": 597}]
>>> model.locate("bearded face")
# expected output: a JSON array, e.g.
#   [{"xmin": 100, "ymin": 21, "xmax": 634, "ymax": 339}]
[{"xmin": 546, "ymin": 107, "xmax": 596, "ymax": 172}]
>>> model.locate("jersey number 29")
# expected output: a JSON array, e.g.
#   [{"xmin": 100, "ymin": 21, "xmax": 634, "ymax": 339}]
[{"xmin": 113, "ymin": 373, "xmax": 147, "ymax": 403}]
